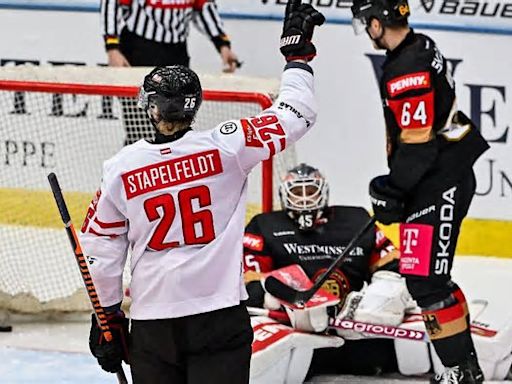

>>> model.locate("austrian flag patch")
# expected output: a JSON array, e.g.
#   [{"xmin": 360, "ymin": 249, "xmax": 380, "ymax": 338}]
[{"xmin": 387, "ymin": 72, "xmax": 431, "ymax": 97}]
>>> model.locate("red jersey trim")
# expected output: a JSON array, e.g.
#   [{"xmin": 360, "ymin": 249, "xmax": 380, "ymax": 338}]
[
  {"xmin": 94, "ymin": 217, "xmax": 126, "ymax": 229},
  {"xmin": 88, "ymin": 227, "xmax": 119, "ymax": 239}
]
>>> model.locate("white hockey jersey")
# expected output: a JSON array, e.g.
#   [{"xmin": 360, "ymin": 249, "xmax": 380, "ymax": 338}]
[{"xmin": 80, "ymin": 65, "xmax": 317, "ymax": 320}]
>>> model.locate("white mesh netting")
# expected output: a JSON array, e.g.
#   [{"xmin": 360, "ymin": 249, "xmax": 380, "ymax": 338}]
[{"xmin": 0, "ymin": 66, "xmax": 296, "ymax": 315}]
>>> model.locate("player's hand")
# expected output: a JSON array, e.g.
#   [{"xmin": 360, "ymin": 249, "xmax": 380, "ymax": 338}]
[
  {"xmin": 244, "ymin": 270, "xmax": 262, "ymax": 284},
  {"xmin": 369, "ymin": 175, "xmax": 405, "ymax": 225},
  {"xmin": 107, "ymin": 49, "xmax": 131, "ymax": 67},
  {"xmin": 89, "ymin": 311, "xmax": 129, "ymax": 373},
  {"xmin": 280, "ymin": 0, "xmax": 326, "ymax": 62},
  {"xmin": 220, "ymin": 46, "xmax": 241, "ymax": 73}
]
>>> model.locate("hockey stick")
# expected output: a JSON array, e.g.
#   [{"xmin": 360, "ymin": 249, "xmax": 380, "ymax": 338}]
[
  {"xmin": 263, "ymin": 216, "xmax": 377, "ymax": 307},
  {"xmin": 247, "ymin": 306, "xmax": 428, "ymax": 342},
  {"xmin": 48, "ymin": 173, "xmax": 128, "ymax": 384}
]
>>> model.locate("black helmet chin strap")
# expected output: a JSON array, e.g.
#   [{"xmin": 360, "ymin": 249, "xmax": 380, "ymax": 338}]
[
  {"xmin": 147, "ymin": 109, "xmax": 161, "ymax": 129},
  {"xmin": 366, "ymin": 21, "xmax": 387, "ymax": 49},
  {"xmin": 150, "ymin": 117, "xmax": 193, "ymax": 144}
]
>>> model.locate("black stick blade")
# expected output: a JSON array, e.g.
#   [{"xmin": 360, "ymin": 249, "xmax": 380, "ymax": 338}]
[{"xmin": 264, "ymin": 275, "xmax": 305, "ymax": 307}]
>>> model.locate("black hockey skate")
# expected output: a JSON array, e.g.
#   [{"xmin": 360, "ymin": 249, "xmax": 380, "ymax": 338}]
[{"xmin": 430, "ymin": 353, "xmax": 484, "ymax": 384}]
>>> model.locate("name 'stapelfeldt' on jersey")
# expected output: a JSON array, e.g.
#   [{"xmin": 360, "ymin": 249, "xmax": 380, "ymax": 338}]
[{"xmin": 122, "ymin": 150, "xmax": 222, "ymax": 198}]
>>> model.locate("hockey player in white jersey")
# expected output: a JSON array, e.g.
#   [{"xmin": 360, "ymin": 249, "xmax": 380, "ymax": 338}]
[{"xmin": 80, "ymin": 1, "xmax": 325, "ymax": 382}]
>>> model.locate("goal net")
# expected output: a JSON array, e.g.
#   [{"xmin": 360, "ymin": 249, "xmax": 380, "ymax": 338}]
[{"xmin": 0, "ymin": 65, "xmax": 296, "ymax": 316}]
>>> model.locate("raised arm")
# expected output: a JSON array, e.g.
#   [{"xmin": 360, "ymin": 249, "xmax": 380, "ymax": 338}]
[{"xmin": 211, "ymin": 0, "xmax": 325, "ymax": 172}]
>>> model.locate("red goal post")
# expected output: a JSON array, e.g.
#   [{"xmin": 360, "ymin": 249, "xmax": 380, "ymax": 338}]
[
  {"xmin": 0, "ymin": 76, "xmax": 276, "ymax": 212},
  {"xmin": 0, "ymin": 66, "xmax": 296, "ymax": 315}
]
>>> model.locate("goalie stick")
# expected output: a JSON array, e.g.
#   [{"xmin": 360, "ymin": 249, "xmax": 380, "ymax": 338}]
[
  {"xmin": 264, "ymin": 216, "xmax": 376, "ymax": 307},
  {"xmin": 48, "ymin": 173, "xmax": 128, "ymax": 384}
]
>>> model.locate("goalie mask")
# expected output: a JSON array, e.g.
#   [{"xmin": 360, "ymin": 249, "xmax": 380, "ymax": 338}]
[
  {"xmin": 138, "ymin": 65, "xmax": 202, "ymax": 127},
  {"xmin": 351, "ymin": 0, "xmax": 410, "ymax": 35},
  {"xmin": 279, "ymin": 163, "xmax": 329, "ymax": 231}
]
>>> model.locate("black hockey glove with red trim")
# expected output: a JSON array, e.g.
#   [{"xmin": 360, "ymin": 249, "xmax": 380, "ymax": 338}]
[
  {"xmin": 280, "ymin": 0, "xmax": 325, "ymax": 62},
  {"xmin": 369, "ymin": 175, "xmax": 405, "ymax": 225},
  {"xmin": 89, "ymin": 311, "xmax": 129, "ymax": 373}
]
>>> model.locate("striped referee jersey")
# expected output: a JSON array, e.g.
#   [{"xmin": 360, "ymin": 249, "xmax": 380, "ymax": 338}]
[{"xmin": 102, "ymin": 0, "xmax": 230, "ymax": 50}]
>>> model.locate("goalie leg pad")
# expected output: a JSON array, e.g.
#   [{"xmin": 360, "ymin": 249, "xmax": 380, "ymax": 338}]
[
  {"xmin": 250, "ymin": 316, "xmax": 343, "ymax": 384},
  {"xmin": 394, "ymin": 317, "xmax": 432, "ymax": 376},
  {"xmin": 470, "ymin": 300, "xmax": 512, "ymax": 380}
]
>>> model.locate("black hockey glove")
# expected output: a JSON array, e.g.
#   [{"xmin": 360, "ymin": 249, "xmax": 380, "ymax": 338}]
[
  {"xmin": 280, "ymin": 0, "xmax": 325, "ymax": 62},
  {"xmin": 89, "ymin": 310, "xmax": 129, "ymax": 373},
  {"xmin": 369, "ymin": 175, "xmax": 405, "ymax": 225}
]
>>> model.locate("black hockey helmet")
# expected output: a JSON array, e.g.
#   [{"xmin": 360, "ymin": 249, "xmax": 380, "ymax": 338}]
[
  {"xmin": 137, "ymin": 65, "xmax": 202, "ymax": 124},
  {"xmin": 279, "ymin": 163, "xmax": 329, "ymax": 231},
  {"xmin": 351, "ymin": 0, "xmax": 410, "ymax": 35}
]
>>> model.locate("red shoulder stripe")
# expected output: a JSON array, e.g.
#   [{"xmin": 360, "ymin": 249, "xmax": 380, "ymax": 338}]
[{"xmin": 94, "ymin": 217, "xmax": 126, "ymax": 229}]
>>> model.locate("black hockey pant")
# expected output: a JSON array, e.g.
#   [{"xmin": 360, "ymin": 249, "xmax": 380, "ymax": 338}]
[
  {"xmin": 399, "ymin": 171, "xmax": 478, "ymax": 367},
  {"xmin": 130, "ymin": 303, "xmax": 253, "ymax": 384}
]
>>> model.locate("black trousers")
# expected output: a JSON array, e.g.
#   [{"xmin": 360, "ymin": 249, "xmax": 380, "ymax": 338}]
[
  {"xmin": 118, "ymin": 29, "xmax": 191, "ymax": 144},
  {"xmin": 400, "ymin": 171, "xmax": 476, "ymax": 307},
  {"xmin": 130, "ymin": 304, "xmax": 253, "ymax": 384},
  {"xmin": 120, "ymin": 29, "xmax": 190, "ymax": 67}
]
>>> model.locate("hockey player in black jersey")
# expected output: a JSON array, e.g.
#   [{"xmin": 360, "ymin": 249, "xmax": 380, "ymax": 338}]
[
  {"xmin": 244, "ymin": 163, "xmax": 413, "ymax": 375},
  {"xmin": 350, "ymin": 0, "xmax": 490, "ymax": 382}
]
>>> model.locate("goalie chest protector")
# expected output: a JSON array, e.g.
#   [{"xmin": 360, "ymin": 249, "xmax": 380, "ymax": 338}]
[{"xmin": 246, "ymin": 206, "xmax": 376, "ymax": 291}]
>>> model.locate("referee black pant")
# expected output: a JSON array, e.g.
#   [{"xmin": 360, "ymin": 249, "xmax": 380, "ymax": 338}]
[
  {"xmin": 118, "ymin": 28, "xmax": 191, "ymax": 145},
  {"xmin": 120, "ymin": 28, "xmax": 190, "ymax": 67},
  {"xmin": 130, "ymin": 303, "xmax": 253, "ymax": 384}
]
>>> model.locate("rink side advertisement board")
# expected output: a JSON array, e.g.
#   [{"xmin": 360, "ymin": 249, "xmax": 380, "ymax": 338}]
[
  {"xmin": 0, "ymin": 0, "xmax": 511, "ymax": 257},
  {"xmin": 1, "ymin": 0, "xmax": 512, "ymax": 34},
  {"xmin": 221, "ymin": 0, "xmax": 512, "ymax": 34}
]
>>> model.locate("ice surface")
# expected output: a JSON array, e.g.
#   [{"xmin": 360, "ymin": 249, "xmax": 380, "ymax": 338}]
[
  {"xmin": 0, "ymin": 347, "xmax": 131, "ymax": 384},
  {"xmin": 0, "ymin": 256, "xmax": 511, "ymax": 383}
]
